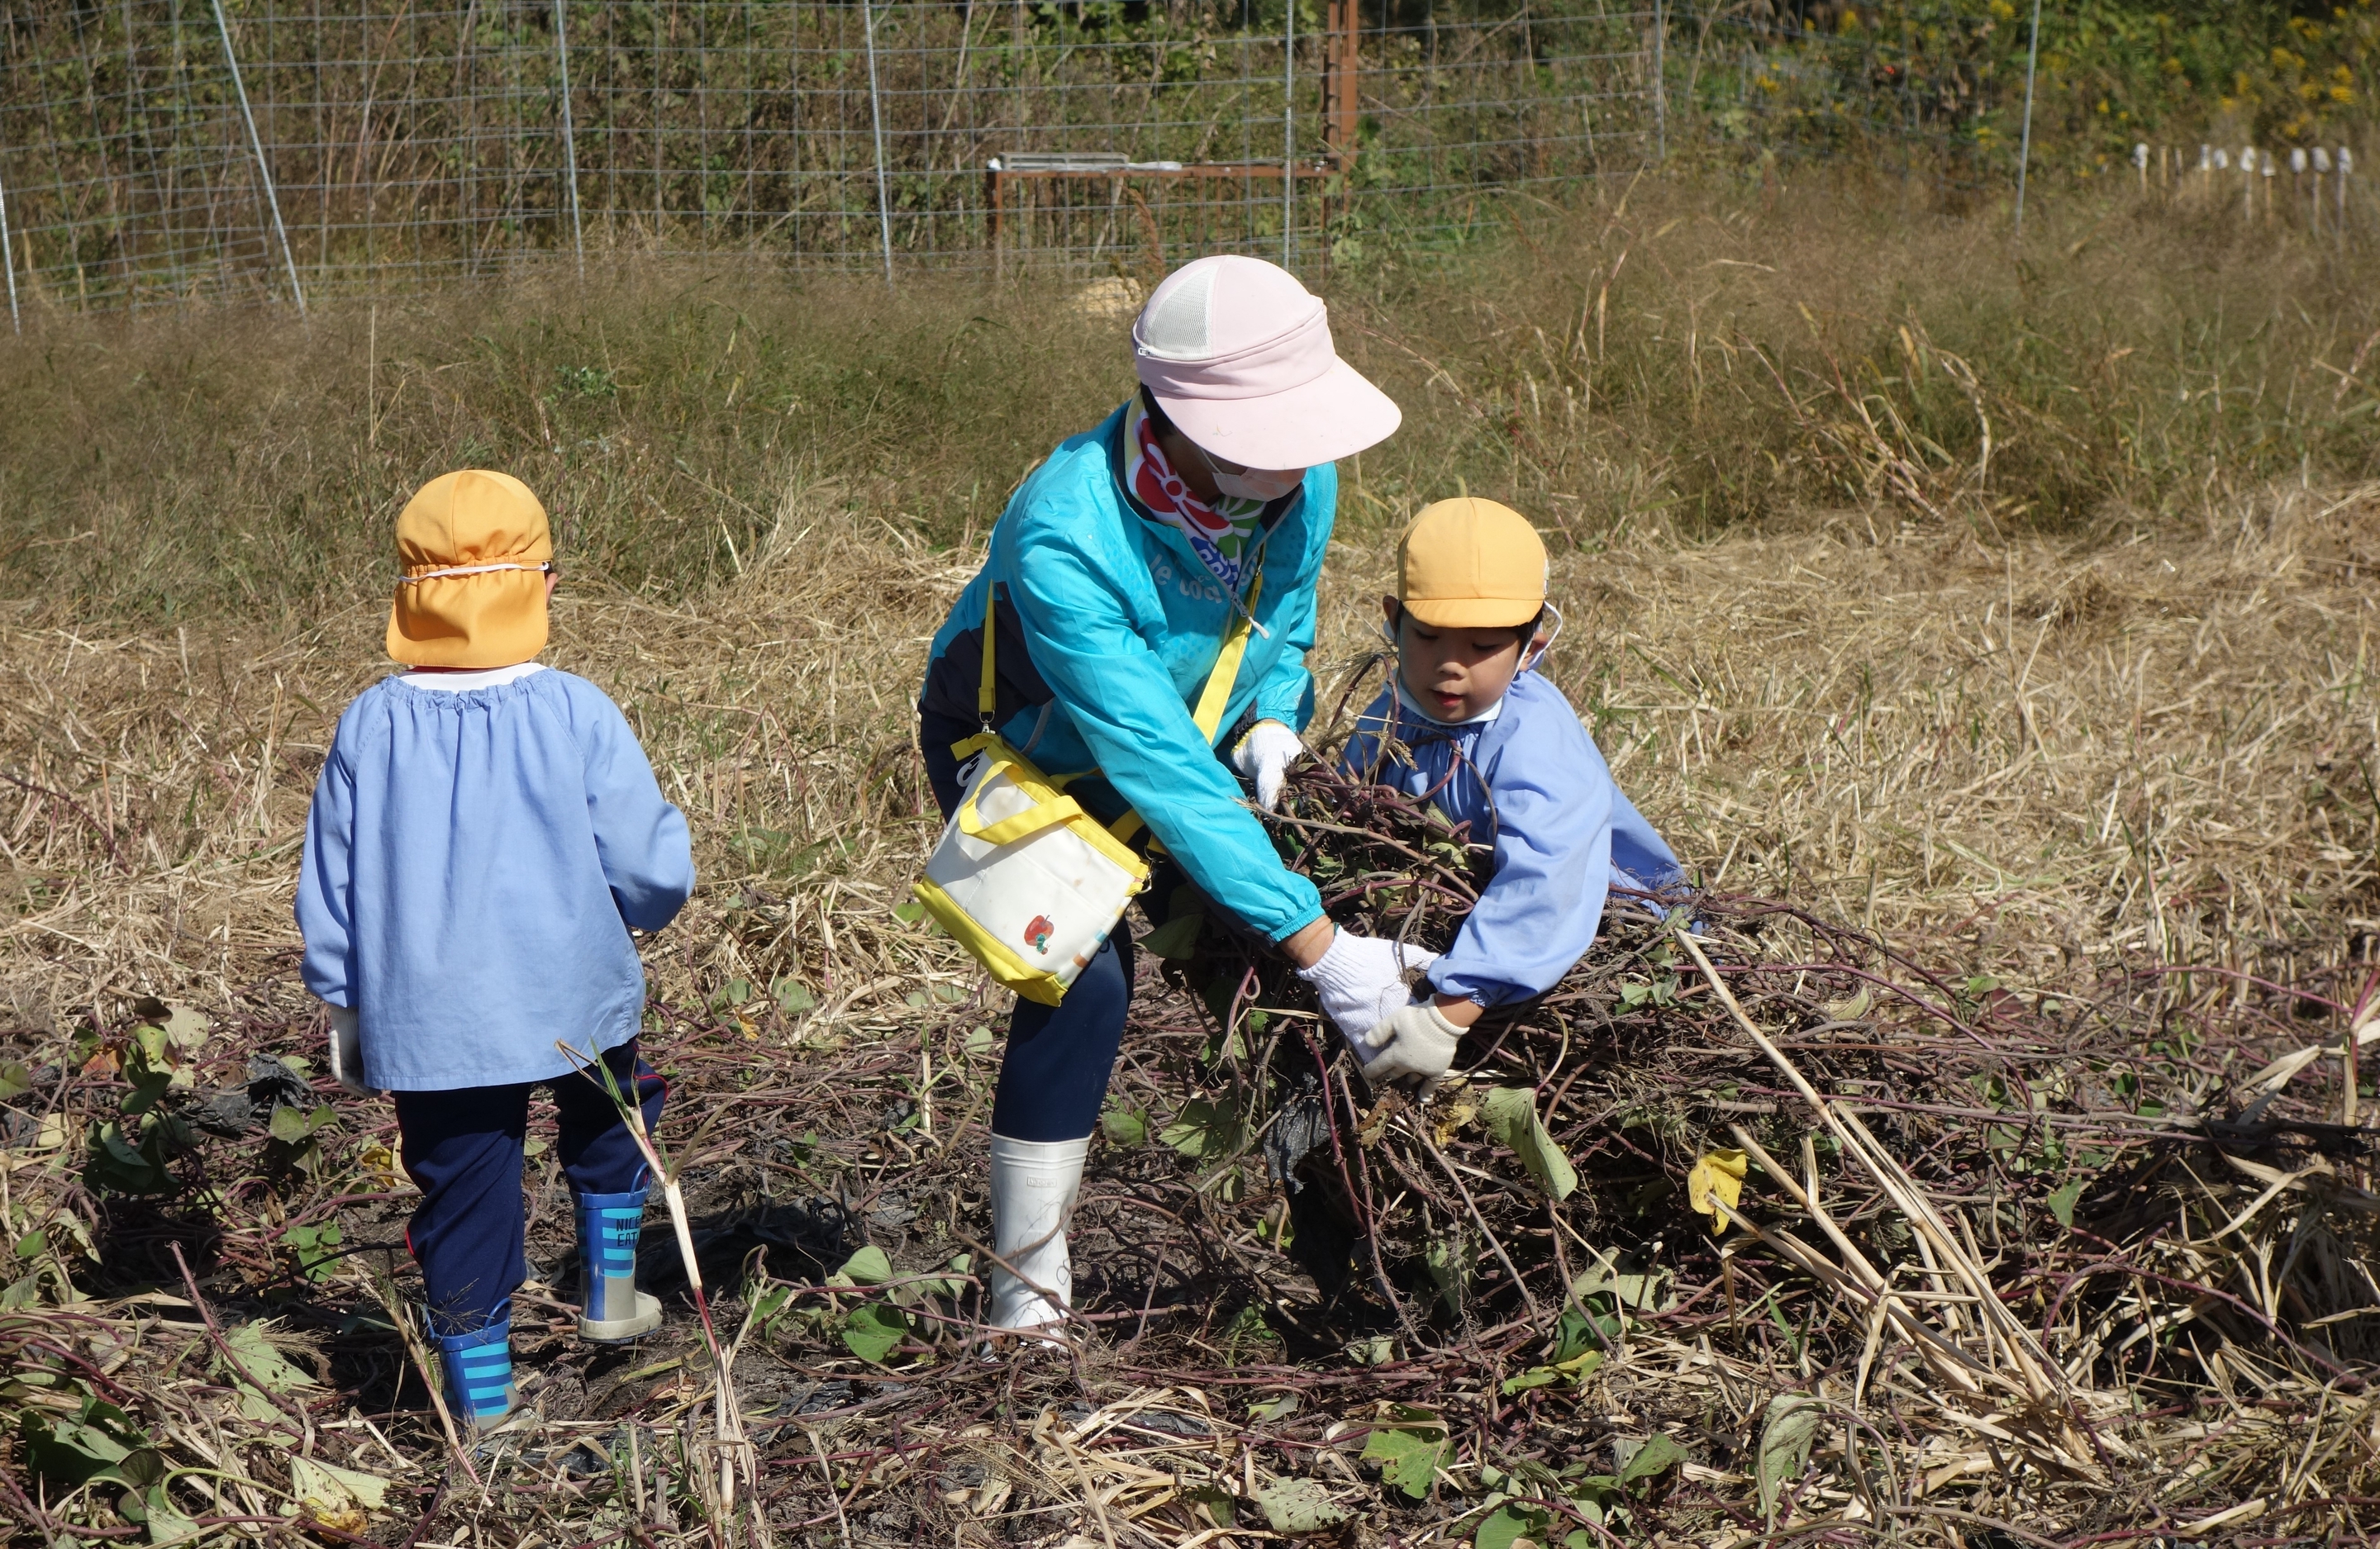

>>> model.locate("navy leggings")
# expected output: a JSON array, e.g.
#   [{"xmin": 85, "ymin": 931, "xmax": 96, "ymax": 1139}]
[
  {"xmin": 393, "ymin": 1039, "xmax": 665, "ymax": 1337},
  {"xmin": 921, "ymin": 710, "xmax": 1168, "ymax": 1145}
]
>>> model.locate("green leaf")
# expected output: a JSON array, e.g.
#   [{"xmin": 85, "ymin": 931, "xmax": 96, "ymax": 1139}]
[
  {"xmin": 1100, "ymin": 1105, "xmax": 1149, "ymax": 1147},
  {"xmin": 835, "ymin": 1245, "xmax": 893, "ymax": 1285},
  {"xmin": 0, "ymin": 1061, "xmax": 31, "ymax": 1100},
  {"xmin": 1246, "ymin": 1391, "xmax": 1300, "ymax": 1421},
  {"xmin": 1755, "ymin": 1394, "xmax": 1825, "ymax": 1523},
  {"xmin": 840, "ymin": 1301, "xmax": 909, "ymax": 1363},
  {"xmin": 2046, "ymin": 1176, "xmax": 2085, "ymax": 1228},
  {"xmin": 1426, "ymin": 1234, "xmax": 1471, "ymax": 1317},
  {"xmin": 1186, "ymin": 1484, "xmax": 1238, "ymax": 1528},
  {"xmin": 774, "ymin": 978, "xmax": 818, "ymax": 1014},
  {"xmin": 1361, "ymin": 1427, "xmax": 1449, "ymax": 1499},
  {"xmin": 268, "ymin": 1105, "xmax": 311, "ymax": 1144},
  {"xmin": 1480, "ymin": 1087, "xmax": 1577, "ymax": 1200},
  {"xmin": 1256, "ymin": 1476, "xmax": 1347, "ymax": 1533},
  {"xmin": 13, "ymin": 1229, "xmax": 47, "ymax": 1261},
  {"xmin": 157, "ymin": 1002, "xmax": 211, "ymax": 1052},
  {"xmin": 1474, "ymin": 1502, "xmax": 1550, "ymax": 1549},
  {"xmin": 892, "ymin": 900, "xmax": 927, "ymax": 925},
  {"xmin": 1140, "ymin": 913, "xmax": 1205, "ymax": 961},
  {"xmin": 1159, "ymin": 1098, "xmax": 1244, "ymax": 1159},
  {"xmin": 1618, "ymin": 1433, "xmax": 1686, "ymax": 1489},
  {"xmin": 218, "ymin": 1322, "xmax": 316, "ymax": 1394},
  {"xmin": 293, "ymin": 1454, "xmax": 392, "ymax": 1512}
]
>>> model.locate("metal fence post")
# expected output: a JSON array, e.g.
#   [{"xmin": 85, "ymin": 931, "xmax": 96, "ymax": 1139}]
[
  {"xmin": 1283, "ymin": 0, "xmax": 1296, "ymax": 268},
  {"xmin": 210, "ymin": 0, "xmax": 306, "ymax": 313},
  {"xmin": 2012, "ymin": 0, "xmax": 2041, "ymax": 239},
  {"xmin": 554, "ymin": 0, "xmax": 584, "ymax": 278},
  {"xmin": 863, "ymin": 0, "xmax": 897, "ymax": 285},
  {"xmin": 0, "ymin": 152, "xmax": 18, "ymax": 335},
  {"xmin": 1652, "ymin": 0, "xmax": 1665, "ymax": 163}
]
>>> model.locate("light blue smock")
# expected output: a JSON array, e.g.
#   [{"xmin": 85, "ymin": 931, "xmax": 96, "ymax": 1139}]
[
  {"xmin": 920, "ymin": 402, "xmax": 1328, "ymax": 943},
  {"xmin": 296, "ymin": 669, "xmax": 694, "ymax": 1091},
  {"xmin": 1340, "ymin": 670, "xmax": 1682, "ymax": 1008}
]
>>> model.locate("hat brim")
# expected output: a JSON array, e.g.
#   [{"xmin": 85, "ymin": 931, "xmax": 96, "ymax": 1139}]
[
  {"xmin": 1149, "ymin": 357, "xmax": 1402, "ymax": 471},
  {"xmin": 1400, "ymin": 596, "xmax": 1545, "ymax": 630}
]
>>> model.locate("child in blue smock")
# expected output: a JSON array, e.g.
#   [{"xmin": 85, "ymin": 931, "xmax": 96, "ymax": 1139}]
[
  {"xmin": 1339, "ymin": 497, "xmax": 1682, "ymax": 1094},
  {"xmin": 296, "ymin": 469, "xmax": 694, "ymax": 1430}
]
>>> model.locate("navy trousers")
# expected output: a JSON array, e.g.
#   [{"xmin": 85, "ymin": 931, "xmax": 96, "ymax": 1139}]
[
  {"xmin": 393, "ymin": 1038, "xmax": 665, "ymax": 1337},
  {"xmin": 921, "ymin": 710, "xmax": 1164, "ymax": 1145}
]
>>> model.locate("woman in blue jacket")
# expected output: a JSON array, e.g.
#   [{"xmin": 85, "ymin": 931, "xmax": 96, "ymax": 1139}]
[{"xmin": 917, "ymin": 256, "xmax": 1419, "ymax": 1334}]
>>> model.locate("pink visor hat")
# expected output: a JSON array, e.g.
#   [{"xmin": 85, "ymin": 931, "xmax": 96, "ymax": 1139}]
[{"xmin": 1131, "ymin": 255, "xmax": 1402, "ymax": 471}]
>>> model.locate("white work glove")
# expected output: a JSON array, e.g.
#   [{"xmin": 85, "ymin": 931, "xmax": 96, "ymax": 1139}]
[
  {"xmin": 326, "ymin": 1005, "xmax": 376, "ymax": 1097},
  {"xmin": 1230, "ymin": 720, "xmax": 1307, "ymax": 812},
  {"xmin": 1297, "ymin": 929, "xmax": 1438, "ymax": 1044},
  {"xmin": 1358, "ymin": 1001, "xmax": 1466, "ymax": 1099}
]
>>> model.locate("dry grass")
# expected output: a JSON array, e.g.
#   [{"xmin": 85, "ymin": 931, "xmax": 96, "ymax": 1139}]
[{"xmin": 4, "ymin": 175, "xmax": 2380, "ymax": 1547}]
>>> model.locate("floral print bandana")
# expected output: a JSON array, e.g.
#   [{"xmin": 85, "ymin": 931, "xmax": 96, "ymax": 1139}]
[{"xmin": 1120, "ymin": 395, "xmax": 1269, "ymax": 591}]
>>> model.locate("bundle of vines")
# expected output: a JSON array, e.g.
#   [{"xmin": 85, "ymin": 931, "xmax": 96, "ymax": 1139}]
[{"xmin": 2, "ymin": 754, "xmax": 2378, "ymax": 1547}]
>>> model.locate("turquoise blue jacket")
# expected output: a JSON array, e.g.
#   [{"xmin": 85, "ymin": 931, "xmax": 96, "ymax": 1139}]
[{"xmin": 921, "ymin": 403, "xmax": 1327, "ymax": 943}]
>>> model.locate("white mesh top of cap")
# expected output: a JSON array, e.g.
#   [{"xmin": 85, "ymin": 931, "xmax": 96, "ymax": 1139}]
[{"xmin": 1137, "ymin": 263, "xmax": 1217, "ymax": 360}]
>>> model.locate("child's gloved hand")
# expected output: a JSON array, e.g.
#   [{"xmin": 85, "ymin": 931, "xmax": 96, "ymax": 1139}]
[
  {"xmin": 326, "ymin": 1005, "xmax": 377, "ymax": 1097},
  {"xmin": 1359, "ymin": 1001, "xmax": 1466, "ymax": 1098},
  {"xmin": 1297, "ymin": 930, "xmax": 1437, "ymax": 1041},
  {"xmin": 1230, "ymin": 720, "xmax": 1307, "ymax": 811}
]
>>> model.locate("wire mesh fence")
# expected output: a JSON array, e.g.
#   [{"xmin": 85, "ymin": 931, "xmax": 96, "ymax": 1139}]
[{"xmin": 0, "ymin": 0, "xmax": 1662, "ymax": 312}]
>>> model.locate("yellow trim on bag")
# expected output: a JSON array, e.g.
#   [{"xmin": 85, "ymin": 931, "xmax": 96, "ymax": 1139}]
[
  {"xmin": 911, "ymin": 879, "xmax": 1070, "ymax": 1007},
  {"xmin": 949, "ymin": 733, "xmax": 1151, "ymax": 880}
]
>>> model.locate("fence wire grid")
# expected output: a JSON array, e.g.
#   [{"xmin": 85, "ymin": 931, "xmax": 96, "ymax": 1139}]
[{"xmin": 0, "ymin": 0, "xmax": 1664, "ymax": 310}]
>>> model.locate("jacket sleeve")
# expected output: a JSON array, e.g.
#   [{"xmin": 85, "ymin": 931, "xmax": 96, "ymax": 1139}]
[
  {"xmin": 1250, "ymin": 467, "xmax": 1333, "ymax": 732},
  {"xmin": 571, "ymin": 681, "xmax": 696, "ymax": 932},
  {"xmin": 295, "ymin": 736, "xmax": 359, "ymax": 1009},
  {"xmin": 1427, "ymin": 712, "xmax": 1615, "ymax": 1009},
  {"xmin": 1008, "ymin": 531, "xmax": 1324, "ymax": 943}
]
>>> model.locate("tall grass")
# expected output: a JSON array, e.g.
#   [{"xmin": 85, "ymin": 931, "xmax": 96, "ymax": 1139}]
[{"xmin": 4, "ymin": 174, "xmax": 2378, "ymax": 628}]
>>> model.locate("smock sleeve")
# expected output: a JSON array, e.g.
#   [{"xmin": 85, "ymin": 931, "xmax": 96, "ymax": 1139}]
[
  {"xmin": 296, "ymin": 736, "xmax": 359, "ymax": 1009},
  {"xmin": 1008, "ymin": 534, "xmax": 1325, "ymax": 943},
  {"xmin": 1426, "ymin": 714, "xmax": 1616, "ymax": 1009},
  {"xmin": 565, "ymin": 679, "xmax": 696, "ymax": 932}
]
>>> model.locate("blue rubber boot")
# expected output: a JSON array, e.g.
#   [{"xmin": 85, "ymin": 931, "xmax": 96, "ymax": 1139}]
[
  {"xmin": 575, "ymin": 1189, "xmax": 663, "ymax": 1342},
  {"xmin": 434, "ymin": 1319, "xmax": 520, "ymax": 1432}
]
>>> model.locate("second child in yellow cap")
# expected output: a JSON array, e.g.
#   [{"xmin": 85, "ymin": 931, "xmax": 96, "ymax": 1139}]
[{"xmin": 1332, "ymin": 497, "xmax": 1684, "ymax": 1095}]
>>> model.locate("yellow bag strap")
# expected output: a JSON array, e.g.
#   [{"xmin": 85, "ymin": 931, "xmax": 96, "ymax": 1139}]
[
  {"xmin": 1191, "ymin": 572, "xmax": 1262, "ymax": 743},
  {"xmin": 977, "ymin": 582, "xmax": 998, "ymax": 729}
]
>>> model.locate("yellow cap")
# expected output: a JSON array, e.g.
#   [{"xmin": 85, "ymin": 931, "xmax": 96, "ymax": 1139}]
[
  {"xmin": 386, "ymin": 470, "xmax": 555, "ymax": 668},
  {"xmin": 1395, "ymin": 497, "xmax": 1548, "ymax": 629}
]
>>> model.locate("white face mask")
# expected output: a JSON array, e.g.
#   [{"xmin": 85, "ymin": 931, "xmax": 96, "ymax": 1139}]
[{"xmin": 1211, "ymin": 464, "xmax": 1304, "ymax": 503}]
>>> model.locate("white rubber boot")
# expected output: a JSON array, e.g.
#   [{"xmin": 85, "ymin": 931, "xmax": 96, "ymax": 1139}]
[{"xmin": 987, "ymin": 1134, "xmax": 1089, "ymax": 1334}]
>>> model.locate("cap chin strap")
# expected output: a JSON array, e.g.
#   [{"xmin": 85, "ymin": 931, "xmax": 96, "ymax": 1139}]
[
  {"xmin": 400, "ymin": 561, "xmax": 554, "ymax": 584},
  {"xmin": 1520, "ymin": 601, "xmax": 1564, "ymax": 673}
]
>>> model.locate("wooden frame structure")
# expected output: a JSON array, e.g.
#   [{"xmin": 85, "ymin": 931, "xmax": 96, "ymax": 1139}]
[{"xmin": 983, "ymin": 0, "xmax": 1363, "ymax": 273}]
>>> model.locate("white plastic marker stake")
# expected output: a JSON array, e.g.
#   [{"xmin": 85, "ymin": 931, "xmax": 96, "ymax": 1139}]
[
  {"xmin": 2315, "ymin": 145, "xmax": 2334, "ymax": 235},
  {"xmin": 2263, "ymin": 147, "xmax": 2277, "ymax": 224},
  {"xmin": 2341, "ymin": 147, "xmax": 2354, "ymax": 250},
  {"xmin": 2134, "ymin": 141, "xmax": 2149, "ymax": 197},
  {"xmin": 2241, "ymin": 148, "xmax": 2257, "ymax": 221}
]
